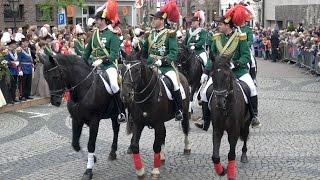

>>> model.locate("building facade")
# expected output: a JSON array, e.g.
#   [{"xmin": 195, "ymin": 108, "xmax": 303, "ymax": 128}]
[
  {"xmin": 0, "ymin": 0, "xmax": 136, "ymax": 30},
  {"xmin": 0, "ymin": 0, "xmax": 56, "ymax": 30},
  {"xmin": 264, "ymin": 0, "xmax": 320, "ymax": 29}
]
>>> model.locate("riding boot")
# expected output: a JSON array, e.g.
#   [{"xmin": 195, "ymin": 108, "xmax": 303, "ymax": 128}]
[
  {"xmin": 172, "ymin": 89, "xmax": 183, "ymax": 121},
  {"xmin": 195, "ymin": 102, "xmax": 211, "ymax": 131},
  {"xmin": 250, "ymin": 96, "xmax": 261, "ymax": 128},
  {"xmin": 114, "ymin": 92, "xmax": 127, "ymax": 124}
]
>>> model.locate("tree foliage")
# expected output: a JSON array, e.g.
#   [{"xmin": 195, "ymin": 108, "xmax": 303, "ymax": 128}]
[{"xmin": 39, "ymin": 0, "xmax": 85, "ymax": 21}]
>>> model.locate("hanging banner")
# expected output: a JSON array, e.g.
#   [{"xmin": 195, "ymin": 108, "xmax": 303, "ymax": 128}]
[
  {"xmin": 135, "ymin": 0, "xmax": 144, "ymax": 9},
  {"xmin": 66, "ymin": 5, "xmax": 75, "ymax": 17},
  {"xmin": 122, "ymin": 7, "xmax": 129, "ymax": 16}
]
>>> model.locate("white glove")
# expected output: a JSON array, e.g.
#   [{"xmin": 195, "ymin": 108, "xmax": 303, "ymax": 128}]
[
  {"xmin": 230, "ymin": 62, "xmax": 235, "ymax": 69},
  {"xmin": 190, "ymin": 45, "xmax": 195, "ymax": 50},
  {"xmin": 132, "ymin": 37, "xmax": 139, "ymax": 47},
  {"xmin": 200, "ymin": 74, "xmax": 208, "ymax": 84},
  {"xmin": 92, "ymin": 59, "xmax": 103, "ymax": 67},
  {"xmin": 13, "ymin": 61, "xmax": 20, "ymax": 66},
  {"xmin": 154, "ymin": 59, "xmax": 162, "ymax": 67},
  {"xmin": 18, "ymin": 71, "xmax": 23, "ymax": 76}
]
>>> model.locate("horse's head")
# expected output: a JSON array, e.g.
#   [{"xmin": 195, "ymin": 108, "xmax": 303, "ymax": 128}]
[
  {"xmin": 211, "ymin": 55, "xmax": 234, "ymax": 110},
  {"xmin": 121, "ymin": 51, "xmax": 151, "ymax": 104},
  {"xmin": 40, "ymin": 54, "xmax": 66, "ymax": 107}
]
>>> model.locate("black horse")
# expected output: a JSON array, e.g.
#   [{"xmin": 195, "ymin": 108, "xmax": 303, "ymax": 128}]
[
  {"xmin": 206, "ymin": 56, "xmax": 251, "ymax": 180},
  {"xmin": 176, "ymin": 45, "xmax": 203, "ymax": 115},
  {"xmin": 121, "ymin": 52, "xmax": 191, "ymax": 179},
  {"xmin": 41, "ymin": 54, "xmax": 122, "ymax": 180}
]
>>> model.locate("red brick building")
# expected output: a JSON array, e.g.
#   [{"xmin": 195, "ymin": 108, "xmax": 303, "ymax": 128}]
[{"xmin": 0, "ymin": 0, "xmax": 56, "ymax": 30}]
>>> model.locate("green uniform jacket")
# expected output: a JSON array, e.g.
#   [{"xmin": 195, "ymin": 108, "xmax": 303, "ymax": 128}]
[
  {"xmin": 240, "ymin": 26, "xmax": 253, "ymax": 47},
  {"xmin": 206, "ymin": 31, "xmax": 214, "ymax": 49},
  {"xmin": 184, "ymin": 28, "xmax": 206, "ymax": 54},
  {"xmin": 142, "ymin": 28, "xmax": 178, "ymax": 74},
  {"xmin": 44, "ymin": 46, "xmax": 53, "ymax": 57},
  {"xmin": 205, "ymin": 32, "xmax": 250, "ymax": 78},
  {"xmin": 74, "ymin": 39, "xmax": 85, "ymax": 57},
  {"xmin": 83, "ymin": 28, "xmax": 120, "ymax": 70}
]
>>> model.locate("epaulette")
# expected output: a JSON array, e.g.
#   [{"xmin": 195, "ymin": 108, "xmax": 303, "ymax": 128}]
[
  {"xmin": 238, "ymin": 33, "xmax": 247, "ymax": 41},
  {"xmin": 212, "ymin": 33, "xmax": 221, "ymax": 41},
  {"xmin": 167, "ymin": 30, "xmax": 176, "ymax": 37}
]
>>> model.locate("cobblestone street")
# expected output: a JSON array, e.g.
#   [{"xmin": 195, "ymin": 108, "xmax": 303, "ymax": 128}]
[{"xmin": 0, "ymin": 59, "xmax": 320, "ymax": 180}]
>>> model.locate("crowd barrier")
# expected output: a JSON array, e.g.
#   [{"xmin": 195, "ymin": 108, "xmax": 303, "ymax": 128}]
[{"xmin": 281, "ymin": 43, "xmax": 320, "ymax": 75}]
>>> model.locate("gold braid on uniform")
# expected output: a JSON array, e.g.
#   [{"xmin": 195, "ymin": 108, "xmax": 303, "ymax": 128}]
[
  {"xmin": 148, "ymin": 30, "xmax": 168, "ymax": 49},
  {"xmin": 214, "ymin": 32, "xmax": 247, "ymax": 56}
]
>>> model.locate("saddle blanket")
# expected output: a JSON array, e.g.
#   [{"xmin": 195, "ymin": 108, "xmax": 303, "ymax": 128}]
[
  {"xmin": 99, "ymin": 74, "xmax": 114, "ymax": 95},
  {"xmin": 160, "ymin": 76, "xmax": 186, "ymax": 100},
  {"xmin": 236, "ymin": 81, "xmax": 248, "ymax": 104}
]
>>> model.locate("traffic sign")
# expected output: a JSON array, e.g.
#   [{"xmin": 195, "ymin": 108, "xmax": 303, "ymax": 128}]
[{"xmin": 58, "ymin": 13, "xmax": 65, "ymax": 25}]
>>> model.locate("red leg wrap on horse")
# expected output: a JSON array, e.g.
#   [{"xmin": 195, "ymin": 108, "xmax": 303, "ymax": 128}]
[
  {"xmin": 63, "ymin": 91, "xmax": 71, "ymax": 102},
  {"xmin": 133, "ymin": 153, "xmax": 143, "ymax": 170},
  {"xmin": 214, "ymin": 162, "xmax": 224, "ymax": 175},
  {"xmin": 154, "ymin": 153, "xmax": 161, "ymax": 168},
  {"xmin": 227, "ymin": 160, "xmax": 236, "ymax": 179}
]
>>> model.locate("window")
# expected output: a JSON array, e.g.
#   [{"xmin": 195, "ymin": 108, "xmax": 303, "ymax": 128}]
[
  {"xmin": 4, "ymin": 4, "xmax": 24, "ymax": 22},
  {"xmin": 36, "ymin": 4, "xmax": 54, "ymax": 21},
  {"xmin": 88, "ymin": 6, "xmax": 95, "ymax": 16}
]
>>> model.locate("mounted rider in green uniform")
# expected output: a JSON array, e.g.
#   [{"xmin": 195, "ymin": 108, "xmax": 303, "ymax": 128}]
[{"xmin": 83, "ymin": 8, "xmax": 126, "ymax": 123}]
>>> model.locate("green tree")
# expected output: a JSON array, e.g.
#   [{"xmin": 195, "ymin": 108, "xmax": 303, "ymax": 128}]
[{"xmin": 39, "ymin": 0, "xmax": 85, "ymax": 21}]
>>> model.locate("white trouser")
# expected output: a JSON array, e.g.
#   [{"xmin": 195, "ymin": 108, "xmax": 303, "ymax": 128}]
[
  {"xmin": 106, "ymin": 67, "xmax": 120, "ymax": 93},
  {"xmin": 165, "ymin": 70, "xmax": 180, "ymax": 91},
  {"xmin": 200, "ymin": 73, "xmax": 257, "ymax": 102},
  {"xmin": 247, "ymin": 49, "xmax": 256, "ymax": 68},
  {"xmin": 239, "ymin": 73, "xmax": 257, "ymax": 97},
  {"xmin": 200, "ymin": 77, "xmax": 213, "ymax": 102},
  {"xmin": 199, "ymin": 52, "xmax": 208, "ymax": 66}
]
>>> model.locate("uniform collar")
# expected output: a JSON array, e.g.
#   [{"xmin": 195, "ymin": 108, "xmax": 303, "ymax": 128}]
[
  {"xmin": 155, "ymin": 27, "xmax": 165, "ymax": 33},
  {"xmin": 225, "ymin": 31, "xmax": 234, "ymax": 37}
]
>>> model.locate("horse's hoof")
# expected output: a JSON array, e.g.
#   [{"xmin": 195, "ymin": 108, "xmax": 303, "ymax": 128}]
[
  {"xmin": 183, "ymin": 149, "xmax": 191, "ymax": 155},
  {"xmin": 127, "ymin": 147, "xmax": 133, "ymax": 154},
  {"xmin": 137, "ymin": 174, "xmax": 146, "ymax": 180},
  {"xmin": 81, "ymin": 169, "xmax": 93, "ymax": 180},
  {"xmin": 151, "ymin": 173, "xmax": 160, "ymax": 180},
  {"xmin": 240, "ymin": 154, "xmax": 248, "ymax": 163},
  {"xmin": 94, "ymin": 155, "xmax": 97, "ymax": 163},
  {"xmin": 108, "ymin": 152, "xmax": 117, "ymax": 161}
]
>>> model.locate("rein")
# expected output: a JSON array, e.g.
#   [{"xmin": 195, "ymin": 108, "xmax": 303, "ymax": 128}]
[
  {"xmin": 45, "ymin": 59, "xmax": 96, "ymax": 98},
  {"xmin": 123, "ymin": 61, "xmax": 160, "ymax": 104}
]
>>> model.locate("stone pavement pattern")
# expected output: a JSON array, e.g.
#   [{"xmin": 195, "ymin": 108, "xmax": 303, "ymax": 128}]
[{"xmin": 0, "ymin": 59, "xmax": 320, "ymax": 180}]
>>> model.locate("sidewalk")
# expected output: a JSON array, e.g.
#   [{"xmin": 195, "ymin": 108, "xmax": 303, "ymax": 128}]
[{"xmin": 0, "ymin": 97, "xmax": 50, "ymax": 113}]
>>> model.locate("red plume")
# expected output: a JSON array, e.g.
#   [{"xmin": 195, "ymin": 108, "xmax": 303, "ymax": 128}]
[
  {"xmin": 103, "ymin": 0, "xmax": 119, "ymax": 24},
  {"xmin": 160, "ymin": 0, "xmax": 180, "ymax": 23},
  {"xmin": 224, "ymin": 5, "xmax": 251, "ymax": 26}
]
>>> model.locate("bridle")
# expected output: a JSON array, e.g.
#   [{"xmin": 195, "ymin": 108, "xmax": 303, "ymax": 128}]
[
  {"xmin": 44, "ymin": 58, "xmax": 96, "ymax": 99},
  {"xmin": 123, "ymin": 60, "xmax": 159, "ymax": 104},
  {"xmin": 208, "ymin": 69, "xmax": 234, "ymax": 110}
]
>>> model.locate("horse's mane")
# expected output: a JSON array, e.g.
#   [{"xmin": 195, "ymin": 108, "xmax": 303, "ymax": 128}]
[{"xmin": 54, "ymin": 54, "xmax": 91, "ymax": 70}]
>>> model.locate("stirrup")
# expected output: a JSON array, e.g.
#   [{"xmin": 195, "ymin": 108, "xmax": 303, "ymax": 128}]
[
  {"xmin": 175, "ymin": 110, "xmax": 183, "ymax": 121},
  {"xmin": 117, "ymin": 113, "xmax": 127, "ymax": 124}
]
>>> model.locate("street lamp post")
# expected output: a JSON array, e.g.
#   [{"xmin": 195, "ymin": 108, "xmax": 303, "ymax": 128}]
[{"xmin": 7, "ymin": 0, "xmax": 20, "ymax": 32}]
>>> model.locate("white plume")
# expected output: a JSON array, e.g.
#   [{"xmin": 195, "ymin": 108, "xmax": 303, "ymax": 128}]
[{"xmin": 87, "ymin": 18, "xmax": 95, "ymax": 27}]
